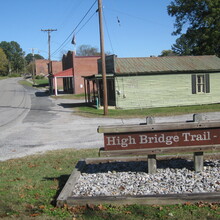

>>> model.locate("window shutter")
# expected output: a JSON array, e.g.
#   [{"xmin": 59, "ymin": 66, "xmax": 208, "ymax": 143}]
[
  {"xmin": 191, "ymin": 74, "xmax": 196, "ymax": 94},
  {"xmin": 205, "ymin": 74, "xmax": 210, "ymax": 93}
]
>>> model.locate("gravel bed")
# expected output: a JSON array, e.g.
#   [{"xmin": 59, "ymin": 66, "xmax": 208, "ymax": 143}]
[{"xmin": 71, "ymin": 159, "xmax": 220, "ymax": 197}]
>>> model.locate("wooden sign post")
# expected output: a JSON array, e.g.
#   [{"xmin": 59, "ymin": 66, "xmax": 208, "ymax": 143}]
[{"xmin": 98, "ymin": 115, "xmax": 220, "ymax": 173}]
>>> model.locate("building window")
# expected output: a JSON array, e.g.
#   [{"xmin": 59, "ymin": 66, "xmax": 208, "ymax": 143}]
[
  {"xmin": 192, "ymin": 74, "xmax": 210, "ymax": 94},
  {"xmin": 197, "ymin": 75, "xmax": 205, "ymax": 93}
]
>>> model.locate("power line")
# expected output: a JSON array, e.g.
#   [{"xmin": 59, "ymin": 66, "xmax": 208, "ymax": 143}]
[
  {"xmin": 103, "ymin": 10, "xmax": 115, "ymax": 54},
  {"xmin": 75, "ymin": 10, "xmax": 97, "ymax": 35},
  {"xmin": 56, "ymin": 0, "xmax": 86, "ymax": 30},
  {"xmin": 51, "ymin": 0, "xmax": 97, "ymax": 57},
  {"xmin": 107, "ymin": 7, "xmax": 170, "ymax": 28}
]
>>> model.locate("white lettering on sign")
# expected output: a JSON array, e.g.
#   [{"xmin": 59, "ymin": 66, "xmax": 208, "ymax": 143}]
[
  {"xmin": 105, "ymin": 131, "xmax": 216, "ymax": 148},
  {"xmin": 139, "ymin": 134, "xmax": 179, "ymax": 146},
  {"xmin": 182, "ymin": 131, "xmax": 211, "ymax": 142},
  {"xmin": 106, "ymin": 136, "xmax": 136, "ymax": 148}
]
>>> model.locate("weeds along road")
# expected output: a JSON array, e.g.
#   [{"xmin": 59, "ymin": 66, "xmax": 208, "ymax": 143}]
[{"xmin": 1, "ymin": 78, "xmax": 220, "ymax": 161}]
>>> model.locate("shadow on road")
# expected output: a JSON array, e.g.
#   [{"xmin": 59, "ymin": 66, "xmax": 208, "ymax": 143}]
[
  {"xmin": 35, "ymin": 91, "xmax": 50, "ymax": 97},
  {"xmin": 33, "ymin": 84, "xmax": 49, "ymax": 88},
  {"xmin": 58, "ymin": 102, "xmax": 89, "ymax": 108}
]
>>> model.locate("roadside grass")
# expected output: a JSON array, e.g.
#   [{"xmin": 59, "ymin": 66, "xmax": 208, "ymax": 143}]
[
  {"xmin": 0, "ymin": 74, "xmax": 21, "ymax": 80},
  {"xmin": 19, "ymin": 78, "xmax": 49, "ymax": 89},
  {"xmin": 51, "ymin": 93, "xmax": 85, "ymax": 100},
  {"xmin": 33, "ymin": 78, "xmax": 49, "ymax": 88},
  {"xmin": 76, "ymin": 103, "xmax": 220, "ymax": 118},
  {"xmin": 0, "ymin": 148, "xmax": 219, "ymax": 219},
  {"xmin": 19, "ymin": 80, "xmax": 33, "ymax": 87},
  {"xmin": 0, "ymin": 76, "xmax": 8, "ymax": 80}
]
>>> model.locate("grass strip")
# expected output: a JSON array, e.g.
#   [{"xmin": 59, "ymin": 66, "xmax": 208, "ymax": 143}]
[
  {"xmin": 76, "ymin": 103, "xmax": 220, "ymax": 118},
  {"xmin": 51, "ymin": 93, "xmax": 85, "ymax": 100},
  {"xmin": 0, "ymin": 76, "xmax": 8, "ymax": 80}
]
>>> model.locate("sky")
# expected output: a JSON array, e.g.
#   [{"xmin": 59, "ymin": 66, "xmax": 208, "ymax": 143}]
[{"xmin": 0, "ymin": 0, "xmax": 177, "ymax": 60}]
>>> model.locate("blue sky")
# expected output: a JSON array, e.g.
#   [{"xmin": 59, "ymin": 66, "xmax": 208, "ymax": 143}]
[{"xmin": 0, "ymin": 0, "xmax": 177, "ymax": 60}]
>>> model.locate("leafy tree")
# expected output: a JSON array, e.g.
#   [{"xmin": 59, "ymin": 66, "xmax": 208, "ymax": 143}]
[
  {"xmin": 76, "ymin": 44, "xmax": 111, "ymax": 56},
  {"xmin": 25, "ymin": 53, "xmax": 44, "ymax": 64},
  {"xmin": 159, "ymin": 50, "xmax": 177, "ymax": 57},
  {"xmin": 171, "ymin": 34, "xmax": 193, "ymax": 55},
  {"xmin": 0, "ymin": 41, "xmax": 25, "ymax": 73},
  {"xmin": 168, "ymin": 0, "xmax": 220, "ymax": 56},
  {"xmin": 77, "ymin": 45, "xmax": 100, "ymax": 56},
  {"xmin": 0, "ymin": 48, "xmax": 8, "ymax": 75}
]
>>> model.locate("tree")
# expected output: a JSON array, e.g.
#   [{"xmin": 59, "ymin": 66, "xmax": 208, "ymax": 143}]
[
  {"xmin": 77, "ymin": 45, "xmax": 100, "ymax": 56},
  {"xmin": 0, "ymin": 48, "xmax": 8, "ymax": 75},
  {"xmin": 76, "ymin": 44, "xmax": 111, "ymax": 56},
  {"xmin": 25, "ymin": 53, "xmax": 44, "ymax": 64},
  {"xmin": 159, "ymin": 50, "xmax": 177, "ymax": 57},
  {"xmin": 171, "ymin": 34, "xmax": 193, "ymax": 55},
  {"xmin": 168, "ymin": 0, "xmax": 220, "ymax": 56},
  {"xmin": 0, "ymin": 41, "xmax": 25, "ymax": 73}
]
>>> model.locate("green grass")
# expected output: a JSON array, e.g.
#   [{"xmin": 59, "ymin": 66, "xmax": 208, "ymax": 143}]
[
  {"xmin": 19, "ymin": 80, "xmax": 33, "ymax": 87},
  {"xmin": 51, "ymin": 93, "xmax": 85, "ymax": 100},
  {"xmin": 76, "ymin": 103, "xmax": 220, "ymax": 118},
  {"xmin": 19, "ymin": 78, "xmax": 49, "ymax": 89},
  {"xmin": 0, "ymin": 76, "xmax": 8, "ymax": 80},
  {"xmin": 33, "ymin": 78, "xmax": 49, "ymax": 88},
  {"xmin": 0, "ymin": 148, "xmax": 219, "ymax": 219}
]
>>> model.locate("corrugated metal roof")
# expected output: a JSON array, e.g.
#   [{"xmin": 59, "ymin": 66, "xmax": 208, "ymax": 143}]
[
  {"xmin": 53, "ymin": 68, "xmax": 73, "ymax": 77},
  {"xmin": 114, "ymin": 55, "xmax": 220, "ymax": 75}
]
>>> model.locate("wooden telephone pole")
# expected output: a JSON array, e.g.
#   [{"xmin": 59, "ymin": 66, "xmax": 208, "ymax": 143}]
[
  {"xmin": 29, "ymin": 48, "xmax": 38, "ymax": 85},
  {"xmin": 41, "ymin": 29, "xmax": 57, "ymax": 61},
  {"xmin": 41, "ymin": 29, "xmax": 57, "ymax": 93},
  {"xmin": 98, "ymin": 0, "xmax": 108, "ymax": 115}
]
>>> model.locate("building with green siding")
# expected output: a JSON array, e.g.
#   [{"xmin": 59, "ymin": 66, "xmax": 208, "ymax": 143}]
[{"xmin": 83, "ymin": 55, "xmax": 220, "ymax": 109}]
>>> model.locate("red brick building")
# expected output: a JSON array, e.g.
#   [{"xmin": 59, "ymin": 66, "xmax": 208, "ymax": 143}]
[
  {"xmin": 35, "ymin": 59, "xmax": 62, "ymax": 76},
  {"xmin": 51, "ymin": 51, "xmax": 100, "ymax": 95}
]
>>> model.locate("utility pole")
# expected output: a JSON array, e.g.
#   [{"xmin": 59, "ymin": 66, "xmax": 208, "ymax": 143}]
[
  {"xmin": 41, "ymin": 29, "xmax": 57, "ymax": 61},
  {"xmin": 41, "ymin": 29, "xmax": 57, "ymax": 93},
  {"xmin": 98, "ymin": 0, "xmax": 108, "ymax": 115},
  {"xmin": 29, "ymin": 48, "xmax": 38, "ymax": 85}
]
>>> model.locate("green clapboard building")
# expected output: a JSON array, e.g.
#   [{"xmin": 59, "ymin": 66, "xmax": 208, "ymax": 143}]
[{"xmin": 83, "ymin": 55, "xmax": 220, "ymax": 109}]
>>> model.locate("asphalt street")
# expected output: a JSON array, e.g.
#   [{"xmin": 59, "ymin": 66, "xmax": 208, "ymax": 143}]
[{"xmin": 1, "ymin": 78, "xmax": 220, "ymax": 161}]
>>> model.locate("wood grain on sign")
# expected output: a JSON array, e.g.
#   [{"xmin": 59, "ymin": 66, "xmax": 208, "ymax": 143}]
[{"xmin": 104, "ymin": 128, "xmax": 220, "ymax": 151}]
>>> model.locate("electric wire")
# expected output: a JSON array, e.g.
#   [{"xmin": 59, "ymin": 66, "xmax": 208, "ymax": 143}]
[
  {"xmin": 103, "ymin": 10, "xmax": 115, "ymax": 54},
  {"xmin": 107, "ymin": 7, "xmax": 170, "ymax": 28},
  {"xmin": 51, "ymin": 0, "xmax": 97, "ymax": 57},
  {"xmin": 56, "ymin": 0, "xmax": 86, "ymax": 30},
  {"xmin": 75, "ymin": 10, "xmax": 97, "ymax": 35}
]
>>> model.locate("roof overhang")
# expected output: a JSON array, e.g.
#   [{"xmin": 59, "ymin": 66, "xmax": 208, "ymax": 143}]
[{"xmin": 51, "ymin": 68, "xmax": 73, "ymax": 77}]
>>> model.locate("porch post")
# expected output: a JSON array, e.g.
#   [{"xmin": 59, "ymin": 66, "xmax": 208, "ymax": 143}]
[
  {"xmin": 54, "ymin": 77, "xmax": 58, "ymax": 96},
  {"xmin": 84, "ymin": 78, "xmax": 87, "ymax": 103},
  {"xmin": 87, "ymin": 80, "xmax": 90, "ymax": 102},
  {"xmin": 97, "ymin": 79, "xmax": 101, "ymax": 106},
  {"xmin": 93, "ymin": 80, "xmax": 95, "ymax": 102}
]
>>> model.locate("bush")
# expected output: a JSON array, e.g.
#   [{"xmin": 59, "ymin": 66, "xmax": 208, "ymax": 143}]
[
  {"xmin": 35, "ymin": 75, "xmax": 46, "ymax": 79},
  {"xmin": 9, "ymin": 73, "xmax": 21, "ymax": 77}
]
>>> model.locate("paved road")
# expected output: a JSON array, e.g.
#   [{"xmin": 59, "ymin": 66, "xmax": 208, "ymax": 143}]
[
  {"xmin": 0, "ymin": 78, "xmax": 31, "ymax": 130},
  {"xmin": 1, "ymin": 78, "xmax": 220, "ymax": 161}
]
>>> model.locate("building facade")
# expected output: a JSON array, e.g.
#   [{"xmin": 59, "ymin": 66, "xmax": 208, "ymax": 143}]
[
  {"xmin": 84, "ymin": 55, "xmax": 220, "ymax": 109},
  {"xmin": 50, "ymin": 51, "xmax": 100, "ymax": 95},
  {"xmin": 35, "ymin": 59, "xmax": 62, "ymax": 76}
]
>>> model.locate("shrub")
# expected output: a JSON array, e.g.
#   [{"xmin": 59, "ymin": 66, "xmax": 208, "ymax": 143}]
[{"xmin": 35, "ymin": 75, "xmax": 46, "ymax": 79}]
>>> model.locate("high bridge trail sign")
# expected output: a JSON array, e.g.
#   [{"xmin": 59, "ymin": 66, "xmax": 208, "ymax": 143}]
[
  {"xmin": 103, "ymin": 128, "xmax": 220, "ymax": 151},
  {"xmin": 98, "ymin": 117, "xmax": 220, "ymax": 152}
]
